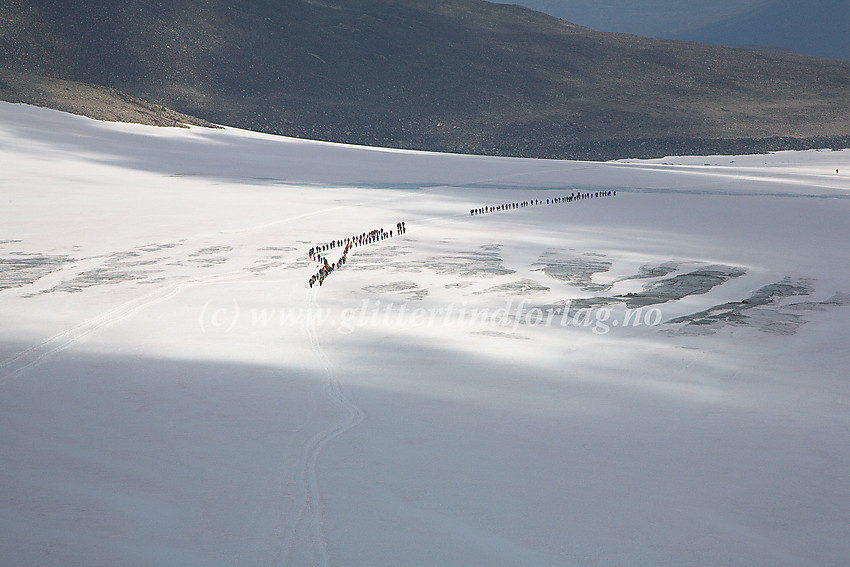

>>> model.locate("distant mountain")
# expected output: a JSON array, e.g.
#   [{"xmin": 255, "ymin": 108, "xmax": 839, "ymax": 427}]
[
  {"xmin": 671, "ymin": 0, "xmax": 850, "ymax": 61},
  {"xmin": 495, "ymin": 1, "xmax": 770, "ymax": 38},
  {"xmin": 1, "ymin": 0, "xmax": 849, "ymax": 160}
]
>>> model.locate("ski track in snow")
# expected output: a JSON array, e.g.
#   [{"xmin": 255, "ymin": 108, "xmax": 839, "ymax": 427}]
[
  {"xmin": 277, "ymin": 288, "xmax": 365, "ymax": 567},
  {"xmin": 0, "ymin": 270, "xmax": 245, "ymax": 385}
]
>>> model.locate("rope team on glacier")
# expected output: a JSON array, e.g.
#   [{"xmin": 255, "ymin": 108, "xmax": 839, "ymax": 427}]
[
  {"xmin": 469, "ymin": 190, "xmax": 615, "ymax": 216},
  {"xmin": 308, "ymin": 191, "xmax": 615, "ymax": 287},
  {"xmin": 308, "ymin": 224, "xmax": 405, "ymax": 287}
]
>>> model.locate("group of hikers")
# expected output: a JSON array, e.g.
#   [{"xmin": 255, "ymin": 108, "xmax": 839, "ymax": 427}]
[
  {"xmin": 308, "ymin": 241, "xmax": 351, "ymax": 288},
  {"xmin": 307, "ymin": 190, "xmax": 618, "ymax": 287},
  {"xmin": 470, "ymin": 190, "xmax": 615, "ymax": 216},
  {"xmin": 308, "ymin": 223, "xmax": 405, "ymax": 287}
]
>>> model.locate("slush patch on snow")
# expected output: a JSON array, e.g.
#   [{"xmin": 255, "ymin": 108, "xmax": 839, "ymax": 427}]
[
  {"xmin": 137, "ymin": 242, "xmax": 180, "ymax": 253},
  {"xmin": 445, "ymin": 282, "xmax": 474, "ymax": 289},
  {"xmin": 363, "ymin": 281, "xmax": 418, "ymax": 293},
  {"xmin": 537, "ymin": 264, "xmax": 747, "ymax": 316},
  {"xmin": 187, "ymin": 246, "xmax": 232, "ymax": 266},
  {"xmin": 250, "ymin": 248, "xmax": 309, "ymax": 273},
  {"xmin": 619, "ymin": 265, "xmax": 747, "ymax": 307},
  {"xmin": 42, "ymin": 266, "xmax": 153, "ymax": 293},
  {"xmin": 0, "ymin": 253, "xmax": 75, "ymax": 291},
  {"xmin": 363, "ymin": 281, "xmax": 429, "ymax": 300},
  {"xmin": 667, "ymin": 278, "xmax": 841, "ymax": 335},
  {"xmin": 788, "ymin": 292, "xmax": 850, "ymax": 311},
  {"xmin": 403, "ymin": 289, "xmax": 429, "ymax": 300},
  {"xmin": 353, "ymin": 244, "xmax": 514, "ymax": 277},
  {"xmin": 420, "ymin": 244, "xmax": 515, "ymax": 278},
  {"xmin": 532, "ymin": 250, "xmax": 612, "ymax": 291},
  {"xmin": 557, "ymin": 296, "xmax": 620, "ymax": 314},
  {"xmin": 36, "ymin": 248, "xmax": 177, "ymax": 293},
  {"xmin": 258, "ymin": 246, "xmax": 298, "ymax": 252},
  {"xmin": 250, "ymin": 257, "xmax": 310, "ymax": 274},
  {"xmin": 618, "ymin": 262, "xmax": 680, "ymax": 281},
  {"xmin": 472, "ymin": 330, "xmax": 531, "ymax": 340},
  {"xmin": 350, "ymin": 243, "xmax": 513, "ymax": 279},
  {"xmin": 474, "ymin": 279, "xmax": 550, "ymax": 295},
  {"xmin": 347, "ymin": 244, "xmax": 415, "ymax": 271}
]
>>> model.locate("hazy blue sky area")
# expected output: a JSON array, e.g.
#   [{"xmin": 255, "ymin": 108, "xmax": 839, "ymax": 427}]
[{"xmin": 500, "ymin": 0, "xmax": 849, "ymax": 60}]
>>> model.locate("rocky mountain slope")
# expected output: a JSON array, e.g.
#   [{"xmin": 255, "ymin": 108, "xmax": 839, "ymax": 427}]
[{"xmin": 2, "ymin": 0, "xmax": 848, "ymax": 159}]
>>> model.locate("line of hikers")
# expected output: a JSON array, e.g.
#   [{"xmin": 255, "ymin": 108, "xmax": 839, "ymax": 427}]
[
  {"xmin": 309, "ymin": 242, "xmax": 351, "ymax": 288},
  {"xmin": 308, "ymin": 223, "xmax": 405, "ymax": 287},
  {"xmin": 470, "ymin": 191, "xmax": 615, "ymax": 215}
]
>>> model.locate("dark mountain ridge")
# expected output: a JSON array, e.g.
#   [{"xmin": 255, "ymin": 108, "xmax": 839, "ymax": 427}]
[
  {"xmin": 672, "ymin": 0, "xmax": 850, "ymax": 61},
  {"xmin": 1, "ymin": 0, "xmax": 849, "ymax": 160}
]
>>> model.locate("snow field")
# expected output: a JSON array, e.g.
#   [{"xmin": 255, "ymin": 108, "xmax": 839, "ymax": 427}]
[{"xmin": 1, "ymin": 102, "xmax": 849, "ymax": 566}]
